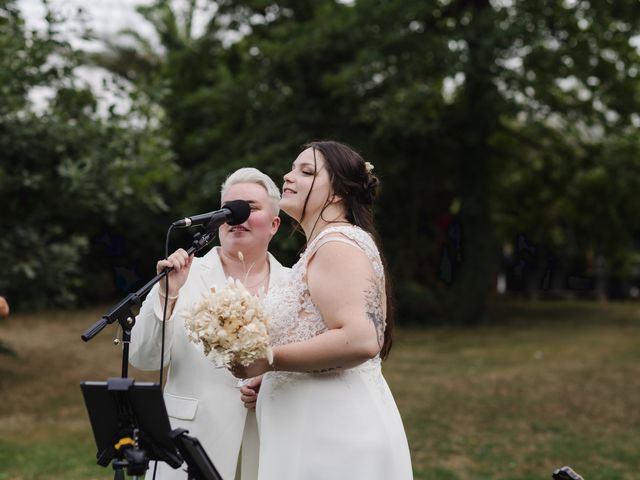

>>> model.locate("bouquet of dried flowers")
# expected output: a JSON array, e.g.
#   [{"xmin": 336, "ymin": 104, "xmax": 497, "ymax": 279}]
[{"xmin": 184, "ymin": 276, "xmax": 273, "ymax": 368}]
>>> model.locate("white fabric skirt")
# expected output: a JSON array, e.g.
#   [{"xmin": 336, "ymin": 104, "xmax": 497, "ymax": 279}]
[{"xmin": 256, "ymin": 360, "xmax": 413, "ymax": 480}]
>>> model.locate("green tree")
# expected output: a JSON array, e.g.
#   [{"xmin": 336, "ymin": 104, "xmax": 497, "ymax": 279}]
[
  {"xmin": 0, "ymin": 0, "xmax": 177, "ymax": 310},
  {"xmin": 96, "ymin": 0, "xmax": 640, "ymax": 323},
  {"xmin": 489, "ymin": 1, "xmax": 640, "ymax": 298}
]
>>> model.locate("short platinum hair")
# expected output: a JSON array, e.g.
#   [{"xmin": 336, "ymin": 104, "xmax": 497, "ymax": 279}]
[{"xmin": 220, "ymin": 167, "xmax": 281, "ymax": 215}]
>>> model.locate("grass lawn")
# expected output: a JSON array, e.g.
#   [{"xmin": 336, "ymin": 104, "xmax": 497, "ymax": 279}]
[{"xmin": 0, "ymin": 301, "xmax": 639, "ymax": 479}]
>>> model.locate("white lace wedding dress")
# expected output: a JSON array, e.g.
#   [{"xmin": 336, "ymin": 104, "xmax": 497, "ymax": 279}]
[{"xmin": 257, "ymin": 225, "xmax": 413, "ymax": 480}]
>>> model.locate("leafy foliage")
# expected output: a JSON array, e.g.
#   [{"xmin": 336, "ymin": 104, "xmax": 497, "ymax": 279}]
[
  {"xmin": 5, "ymin": 0, "xmax": 640, "ymax": 323},
  {"xmin": 0, "ymin": 0, "xmax": 176, "ymax": 310}
]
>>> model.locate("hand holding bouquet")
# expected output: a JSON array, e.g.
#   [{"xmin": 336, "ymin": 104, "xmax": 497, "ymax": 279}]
[{"xmin": 184, "ymin": 277, "xmax": 273, "ymax": 368}]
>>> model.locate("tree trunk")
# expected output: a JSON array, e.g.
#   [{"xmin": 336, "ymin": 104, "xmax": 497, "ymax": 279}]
[{"xmin": 446, "ymin": 0, "xmax": 497, "ymax": 324}]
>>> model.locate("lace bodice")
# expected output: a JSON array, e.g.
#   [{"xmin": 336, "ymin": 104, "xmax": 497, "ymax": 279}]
[{"xmin": 264, "ymin": 225, "xmax": 385, "ymax": 348}]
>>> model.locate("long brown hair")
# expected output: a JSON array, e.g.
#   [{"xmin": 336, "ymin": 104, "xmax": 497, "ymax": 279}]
[{"xmin": 299, "ymin": 140, "xmax": 395, "ymax": 360}]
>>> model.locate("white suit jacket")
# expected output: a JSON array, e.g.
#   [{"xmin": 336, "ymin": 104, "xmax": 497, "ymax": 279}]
[{"xmin": 129, "ymin": 247, "xmax": 288, "ymax": 480}]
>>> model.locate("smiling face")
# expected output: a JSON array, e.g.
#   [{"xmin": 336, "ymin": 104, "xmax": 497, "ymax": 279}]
[
  {"xmin": 281, "ymin": 147, "xmax": 336, "ymax": 224},
  {"xmin": 218, "ymin": 182, "xmax": 281, "ymax": 254}
]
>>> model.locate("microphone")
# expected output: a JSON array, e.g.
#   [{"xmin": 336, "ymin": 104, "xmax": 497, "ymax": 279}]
[{"xmin": 172, "ymin": 200, "xmax": 251, "ymax": 228}]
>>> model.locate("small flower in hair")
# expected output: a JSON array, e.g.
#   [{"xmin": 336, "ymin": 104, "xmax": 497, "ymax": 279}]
[{"xmin": 364, "ymin": 161, "xmax": 375, "ymax": 173}]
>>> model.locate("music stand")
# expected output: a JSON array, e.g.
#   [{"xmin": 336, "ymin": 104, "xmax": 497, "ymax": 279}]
[
  {"xmin": 81, "ymin": 378, "xmax": 183, "ymax": 478},
  {"xmin": 170, "ymin": 428, "xmax": 224, "ymax": 480}
]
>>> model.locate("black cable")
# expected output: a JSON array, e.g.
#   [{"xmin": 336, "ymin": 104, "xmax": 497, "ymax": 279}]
[
  {"xmin": 150, "ymin": 224, "xmax": 175, "ymax": 480},
  {"xmin": 160, "ymin": 224, "xmax": 174, "ymax": 387}
]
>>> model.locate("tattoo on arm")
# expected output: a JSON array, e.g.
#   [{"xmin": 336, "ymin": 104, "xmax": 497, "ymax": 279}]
[
  {"xmin": 305, "ymin": 279, "xmax": 384, "ymax": 373},
  {"xmin": 364, "ymin": 278, "xmax": 385, "ymax": 349}
]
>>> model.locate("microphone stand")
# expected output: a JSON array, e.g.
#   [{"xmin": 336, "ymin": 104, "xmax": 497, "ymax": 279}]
[
  {"xmin": 80, "ymin": 220, "xmax": 222, "ymax": 479},
  {"xmin": 81, "ymin": 227, "xmax": 218, "ymax": 375}
]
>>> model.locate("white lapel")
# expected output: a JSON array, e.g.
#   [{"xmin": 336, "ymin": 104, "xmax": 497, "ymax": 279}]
[
  {"xmin": 198, "ymin": 247, "xmax": 229, "ymax": 292},
  {"xmin": 197, "ymin": 247, "xmax": 288, "ymax": 294}
]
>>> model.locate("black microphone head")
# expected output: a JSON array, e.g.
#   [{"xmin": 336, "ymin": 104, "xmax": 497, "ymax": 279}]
[{"xmin": 225, "ymin": 200, "xmax": 251, "ymax": 225}]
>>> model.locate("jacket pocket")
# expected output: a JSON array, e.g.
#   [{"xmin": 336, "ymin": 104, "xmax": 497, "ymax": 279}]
[{"xmin": 164, "ymin": 392, "xmax": 198, "ymax": 420}]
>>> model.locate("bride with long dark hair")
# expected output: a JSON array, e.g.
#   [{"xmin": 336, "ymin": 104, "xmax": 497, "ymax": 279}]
[{"xmin": 232, "ymin": 140, "xmax": 413, "ymax": 480}]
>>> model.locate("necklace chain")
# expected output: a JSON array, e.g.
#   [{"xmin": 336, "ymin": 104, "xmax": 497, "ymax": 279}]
[
  {"xmin": 239, "ymin": 267, "xmax": 270, "ymax": 289},
  {"xmin": 220, "ymin": 249, "xmax": 270, "ymax": 290}
]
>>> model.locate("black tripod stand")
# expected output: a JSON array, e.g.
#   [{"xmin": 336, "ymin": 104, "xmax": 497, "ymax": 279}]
[
  {"xmin": 80, "ymin": 228, "xmax": 219, "ymax": 479},
  {"xmin": 81, "ymin": 378, "xmax": 182, "ymax": 479},
  {"xmin": 170, "ymin": 428, "xmax": 224, "ymax": 480}
]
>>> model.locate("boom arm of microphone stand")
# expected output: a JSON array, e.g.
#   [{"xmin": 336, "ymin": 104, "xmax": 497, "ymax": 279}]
[{"xmin": 81, "ymin": 229, "xmax": 218, "ymax": 343}]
